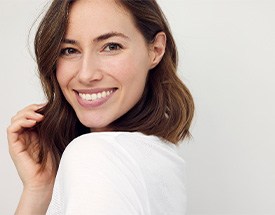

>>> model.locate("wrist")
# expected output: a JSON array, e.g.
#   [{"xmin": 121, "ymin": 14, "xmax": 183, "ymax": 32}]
[
  {"xmin": 24, "ymin": 182, "xmax": 54, "ymax": 194},
  {"xmin": 15, "ymin": 185, "xmax": 54, "ymax": 215}
]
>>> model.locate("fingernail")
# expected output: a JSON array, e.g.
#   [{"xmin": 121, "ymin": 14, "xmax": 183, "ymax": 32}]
[
  {"xmin": 35, "ymin": 113, "xmax": 44, "ymax": 117},
  {"xmin": 29, "ymin": 119, "xmax": 37, "ymax": 124}
]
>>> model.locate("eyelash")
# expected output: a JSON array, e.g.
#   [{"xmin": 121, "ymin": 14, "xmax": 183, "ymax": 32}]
[
  {"xmin": 103, "ymin": 42, "xmax": 123, "ymax": 52},
  {"xmin": 59, "ymin": 42, "xmax": 123, "ymax": 57},
  {"xmin": 60, "ymin": 48, "xmax": 78, "ymax": 56}
]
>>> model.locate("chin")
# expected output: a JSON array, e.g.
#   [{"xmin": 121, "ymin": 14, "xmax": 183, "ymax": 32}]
[
  {"xmin": 77, "ymin": 117, "xmax": 110, "ymax": 131},
  {"xmin": 75, "ymin": 110, "xmax": 122, "ymax": 132}
]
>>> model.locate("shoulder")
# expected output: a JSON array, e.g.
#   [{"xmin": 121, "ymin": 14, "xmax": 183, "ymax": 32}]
[
  {"xmin": 60, "ymin": 132, "xmax": 120, "ymax": 171},
  {"xmin": 60, "ymin": 131, "xmax": 183, "ymax": 175},
  {"xmin": 63, "ymin": 131, "xmax": 171, "ymax": 158},
  {"xmin": 48, "ymin": 132, "xmax": 184, "ymax": 214},
  {"xmin": 66, "ymin": 131, "xmax": 119, "ymax": 150},
  {"xmin": 49, "ymin": 132, "xmax": 153, "ymax": 214},
  {"xmin": 60, "ymin": 131, "xmax": 152, "ymax": 172},
  {"xmin": 64, "ymin": 131, "xmax": 148, "ymax": 152},
  {"xmin": 62, "ymin": 132, "xmax": 140, "ymax": 157},
  {"xmin": 58, "ymin": 132, "xmax": 148, "ymax": 192}
]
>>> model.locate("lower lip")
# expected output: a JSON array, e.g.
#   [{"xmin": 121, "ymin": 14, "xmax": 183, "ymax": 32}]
[{"xmin": 75, "ymin": 89, "xmax": 117, "ymax": 109}]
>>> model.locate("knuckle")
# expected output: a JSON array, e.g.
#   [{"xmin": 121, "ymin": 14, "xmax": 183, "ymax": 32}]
[
  {"xmin": 11, "ymin": 113, "xmax": 21, "ymax": 123},
  {"xmin": 7, "ymin": 123, "xmax": 15, "ymax": 134},
  {"xmin": 31, "ymin": 104, "xmax": 38, "ymax": 108}
]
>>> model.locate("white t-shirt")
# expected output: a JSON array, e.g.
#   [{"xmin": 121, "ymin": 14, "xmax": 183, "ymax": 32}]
[{"xmin": 46, "ymin": 132, "xmax": 187, "ymax": 215}]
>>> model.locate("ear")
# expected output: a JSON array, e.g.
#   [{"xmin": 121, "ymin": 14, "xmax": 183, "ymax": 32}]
[{"xmin": 149, "ymin": 32, "xmax": 166, "ymax": 69}]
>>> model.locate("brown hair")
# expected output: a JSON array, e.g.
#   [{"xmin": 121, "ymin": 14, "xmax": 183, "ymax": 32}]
[{"xmin": 34, "ymin": 0, "xmax": 194, "ymax": 175}]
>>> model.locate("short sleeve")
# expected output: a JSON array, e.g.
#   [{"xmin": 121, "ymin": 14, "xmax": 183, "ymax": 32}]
[{"xmin": 46, "ymin": 134, "xmax": 151, "ymax": 215}]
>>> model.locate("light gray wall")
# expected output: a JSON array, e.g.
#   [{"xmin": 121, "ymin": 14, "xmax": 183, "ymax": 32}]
[
  {"xmin": 0, "ymin": 0, "xmax": 47, "ymax": 214},
  {"xmin": 1, "ymin": 0, "xmax": 274, "ymax": 214}
]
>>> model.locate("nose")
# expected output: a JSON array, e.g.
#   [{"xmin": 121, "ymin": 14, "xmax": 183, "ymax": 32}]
[{"xmin": 77, "ymin": 52, "xmax": 103, "ymax": 84}]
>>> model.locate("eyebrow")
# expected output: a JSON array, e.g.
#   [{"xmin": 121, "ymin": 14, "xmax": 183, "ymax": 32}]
[
  {"xmin": 93, "ymin": 32, "xmax": 130, "ymax": 42},
  {"xmin": 62, "ymin": 32, "xmax": 130, "ymax": 45}
]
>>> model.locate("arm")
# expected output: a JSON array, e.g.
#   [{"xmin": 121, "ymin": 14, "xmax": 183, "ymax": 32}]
[
  {"xmin": 15, "ymin": 186, "xmax": 53, "ymax": 215},
  {"xmin": 7, "ymin": 104, "xmax": 54, "ymax": 214}
]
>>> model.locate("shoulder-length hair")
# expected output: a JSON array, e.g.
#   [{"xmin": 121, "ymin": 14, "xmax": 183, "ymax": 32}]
[{"xmin": 34, "ymin": 0, "xmax": 194, "ymax": 174}]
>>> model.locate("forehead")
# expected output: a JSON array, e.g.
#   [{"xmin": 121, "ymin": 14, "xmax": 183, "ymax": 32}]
[{"xmin": 66, "ymin": 0, "xmax": 137, "ymax": 38}]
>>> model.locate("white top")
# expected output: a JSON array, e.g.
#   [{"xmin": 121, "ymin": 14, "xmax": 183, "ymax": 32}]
[{"xmin": 46, "ymin": 132, "xmax": 187, "ymax": 215}]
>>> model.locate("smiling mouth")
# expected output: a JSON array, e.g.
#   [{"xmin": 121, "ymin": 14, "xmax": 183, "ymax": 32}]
[{"xmin": 77, "ymin": 88, "xmax": 117, "ymax": 101}]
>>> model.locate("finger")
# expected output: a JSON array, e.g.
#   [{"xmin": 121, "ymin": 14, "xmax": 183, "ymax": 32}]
[
  {"xmin": 11, "ymin": 103, "xmax": 46, "ymax": 123},
  {"xmin": 11, "ymin": 111, "xmax": 44, "ymax": 123},
  {"xmin": 13, "ymin": 103, "xmax": 46, "ymax": 119},
  {"xmin": 20, "ymin": 103, "xmax": 45, "ymax": 112},
  {"xmin": 7, "ymin": 119, "xmax": 37, "ymax": 145}
]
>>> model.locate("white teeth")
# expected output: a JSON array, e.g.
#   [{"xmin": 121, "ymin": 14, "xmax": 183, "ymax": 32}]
[
  {"xmin": 91, "ymin": 94, "xmax": 97, "ymax": 101},
  {"xmin": 86, "ymin": 94, "xmax": 92, "ymax": 100},
  {"xmin": 79, "ymin": 90, "xmax": 114, "ymax": 101}
]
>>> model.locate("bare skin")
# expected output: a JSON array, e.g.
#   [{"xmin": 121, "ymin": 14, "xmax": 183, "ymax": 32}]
[
  {"xmin": 7, "ymin": 104, "xmax": 54, "ymax": 214},
  {"xmin": 7, "ymin": 1, "xmax": 167, "ymax": 213}
]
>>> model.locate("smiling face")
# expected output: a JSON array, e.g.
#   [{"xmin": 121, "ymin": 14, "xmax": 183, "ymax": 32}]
[{"xmin": 56, "ymin": 0, "xmax": 157, "ymax": 131}]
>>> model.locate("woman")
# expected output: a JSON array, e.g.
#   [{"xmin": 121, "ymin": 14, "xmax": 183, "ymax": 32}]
[{"xmin": 7, "ymin": 0, "xmax": 194, "ymax": 214}]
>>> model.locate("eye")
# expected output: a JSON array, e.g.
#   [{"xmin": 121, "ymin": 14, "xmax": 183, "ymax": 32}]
[
  {"xmin": 60, "ymin": 48, "xmax": 78, "ymax": 56},
  {"xmin": 103, "ymin": 43, "xmax": 122, "ymax": 52}
]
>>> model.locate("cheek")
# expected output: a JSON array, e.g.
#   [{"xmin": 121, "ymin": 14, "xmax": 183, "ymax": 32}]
[
  {"xmin": 55, "ymin": 60, "xmax": 74, "ymax": 88},
  {"xmin": 103, "ymin": 51, "xmax": 150, "ymax": 84},
  {"xmin": 107, "ymin": 55, "xmax": 149, "ymax": 108}
]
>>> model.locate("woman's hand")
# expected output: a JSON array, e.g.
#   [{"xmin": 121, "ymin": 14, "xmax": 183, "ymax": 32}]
[{"xmin": 7, "ymin": 104, "xmax": 54, "ymax": 214}]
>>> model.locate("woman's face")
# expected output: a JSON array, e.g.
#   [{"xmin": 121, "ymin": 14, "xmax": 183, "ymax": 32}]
[{"xmin": 56, "ymin": 0, "xmax": 155, "ymax": 131}]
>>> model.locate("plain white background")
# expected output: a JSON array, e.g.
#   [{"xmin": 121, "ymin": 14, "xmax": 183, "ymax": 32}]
[{"xmin": 1, "ymin": 0, "xmax": 274, "ymax": 214}]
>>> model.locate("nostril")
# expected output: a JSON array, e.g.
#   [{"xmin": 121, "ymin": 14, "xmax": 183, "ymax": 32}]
[{"xmin": 77, "ymin": 69, "xmax": 103, "ymax": 83}]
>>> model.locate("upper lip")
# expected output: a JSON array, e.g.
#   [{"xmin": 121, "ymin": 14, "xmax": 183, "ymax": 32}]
[{"xmin": 74, "ymin": 88, "xmax": 118, "ymax": 94}]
